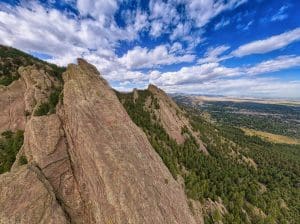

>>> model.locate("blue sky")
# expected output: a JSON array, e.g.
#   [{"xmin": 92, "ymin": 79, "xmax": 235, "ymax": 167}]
[{"xmin": 0, "ymin": 0, "xmax": 300, "ymax": 99}]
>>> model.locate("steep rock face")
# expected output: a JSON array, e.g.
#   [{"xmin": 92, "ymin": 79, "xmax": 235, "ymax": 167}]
[
  {"xmin": 16, "ymin": 114, "xmax": 85, "ymax": 223},
  {"xmin": 0, "ymin": 79, "xmax": 26, "ymax": 133},
  {"xmin": 147, "ymin": 84, "xmax": 208, "ymax": 154},
  {"xmin": 0, "ymin": 63, "xmax": 72, "ymax": 222},
  {"xmin": 148, "ymin": 84, "xmax": 187, "ymax": 144},
  {"xmin": 19, "ymin": 65, "xmax": 61, "ymax": 113},
  {"xmin": 0, "ymin": 165, "xmax": 69, "ymax": 224},
  {"xmin": 59, "ymin": 59, "xmax": 196, "ymax": 223},
  {"xmin": 0, "ymin": 65, "xmax": 61, "ymax": 133}
]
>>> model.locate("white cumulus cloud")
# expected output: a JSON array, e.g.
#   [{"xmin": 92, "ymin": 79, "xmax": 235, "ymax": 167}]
[{"xmin": 118, "ymin": 45, "xmax": 195, "ymax": 69}]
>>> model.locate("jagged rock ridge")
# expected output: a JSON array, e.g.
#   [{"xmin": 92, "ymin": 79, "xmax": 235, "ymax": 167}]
[{"xmin": 147, "ymin": 84, "xmax": 207, "ymax": 154}]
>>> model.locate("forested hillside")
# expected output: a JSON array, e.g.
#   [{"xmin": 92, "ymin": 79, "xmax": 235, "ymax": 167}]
[
  {"xmin": 118, "ymin": 90, "xmax": 300, "ymax": 224},
  {"xmin": 0, "ymin": 45, "xmax": 65, "ymax": 86}
]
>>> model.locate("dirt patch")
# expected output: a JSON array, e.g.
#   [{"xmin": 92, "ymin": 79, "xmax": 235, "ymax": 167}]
[{"xmin": 242, "ymin": 128, "xmax": 300, "ymax": 144}]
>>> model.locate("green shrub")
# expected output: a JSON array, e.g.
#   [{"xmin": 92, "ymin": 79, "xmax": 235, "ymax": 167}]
[
  {"xmin": 19, "ymin": 155, "xmax": 28, "ymax": 165},
  {"xmin": 49, "ymin": 88, "xmax": 61, "ymax": 113},
  {"xmin": 34, "ymin": 102, "xmax": 50, "ymax": 116},
  {"xmin": 0, "ymin": 130, "xmax": 24, "ymax": 174},
  {"xmin": 48, "ymin": 65, "xmax": 66, "ymax": 81},
  {"xmin": 34, "ymin": 87, "xmax": 62, "ymax": 116},
  {"xmin": 117, "ymin": 90, "xmax": 180, "ymax": 179},
  {"xmin": 0, "ymin": 73, "xmax": 20, "ymax": 86}
]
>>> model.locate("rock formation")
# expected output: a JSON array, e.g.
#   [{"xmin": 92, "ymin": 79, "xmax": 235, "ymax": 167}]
[
  {"xmin": 0, "ymin": 54, "xmax": 198, "ymax": 223},
  {"xmin": 0, "ymin": 79, "xmax": 26, "ymax": 133},
  {"xmin": 0, "ymin": 165, "xmax": 69, "ymax": 224},
  {"xmin": 147, "ymin": 84, "xmax": 208, "ymax": 154},
  {"xmin": 58, "ymin": 59, "xmax": 196, "ymax": 223}
]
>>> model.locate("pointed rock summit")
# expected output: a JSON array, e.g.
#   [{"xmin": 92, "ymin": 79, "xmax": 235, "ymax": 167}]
[{"xmin": 60, "ymin": 59, "xmax": 196, "ymax": 223}]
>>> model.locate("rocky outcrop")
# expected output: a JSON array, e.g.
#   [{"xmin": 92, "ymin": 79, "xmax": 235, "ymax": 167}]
[
  {"xmin": 59, "ymin": 59, "xmax": 196, "ymax": 223},
  {"xmin": 0, "ymin": 165, "xmax": 69, "ymax": 224},
  {"xmin": 148, "ymin": 84, "xmax": 208, "ymax": 154},
  {"xmin": 189, "ymin": 199, "xmax": 205, "ymax": 224},
  {"xmin": 0, "ymin": 79, "xmax": 26, "ymax": 133},
  {"xmin": 0, "ymin": 65, "xmax": 61, "ymax": 133},
  {"xmin": 0, "ymin": 65, "xmax": 71, "ymax": 223},
  {"xmin": 15, "ymin": 114, "xmax": 85, "ymax": 223},
  {"xmin": 148, "ymin": 84, "xmax": 187, "ymax": 144},
  {"xmin": 19, "ymin": 65, "xmax": 61, "ymax": 114}
]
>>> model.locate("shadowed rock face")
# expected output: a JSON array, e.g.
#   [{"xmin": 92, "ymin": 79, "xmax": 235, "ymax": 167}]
[{"xmin": 0, "ymin": 58, "xmax": 198, "ymax": 223}]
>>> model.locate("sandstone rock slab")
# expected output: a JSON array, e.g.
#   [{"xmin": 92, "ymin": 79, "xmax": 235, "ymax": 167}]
[{"xmin": 0, "ymin": 165, "xmax": 69, "ymax": 224}]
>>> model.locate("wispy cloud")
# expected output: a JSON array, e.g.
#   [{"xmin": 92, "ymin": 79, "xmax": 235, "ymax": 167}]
[
  {"xmin": 271, "ymin": 4, "xmax": 290, "ymax": 22},
  {"xmin": 214, "ymin": 18, "xmax": 230, "ymax": 30},
  {"xmin": 241, "ymin": 20, "xmax": 253, "ymax": 30},
  {"xmin": 245, "ymin": 55, "xmax": 300, "ymax": 75},
  {"xmin": 0, "ymin": 1, "xmax": 148, "ymax": 63},
  {"xmin": 187, "ymin": 0, "xmax": 247, "ymax": 28},
  {"xmin": 231, "ymin": 28, "xmax": 300, "ymax": 57},
  {"xmin": 198, "ymin": 45, "xmax": 230, "ymax": 64}
]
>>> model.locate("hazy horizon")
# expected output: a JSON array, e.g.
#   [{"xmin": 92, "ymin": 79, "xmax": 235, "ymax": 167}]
[{"xmin": 0, "ymin": 0, "xmax": 299, "ymax": 99}]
